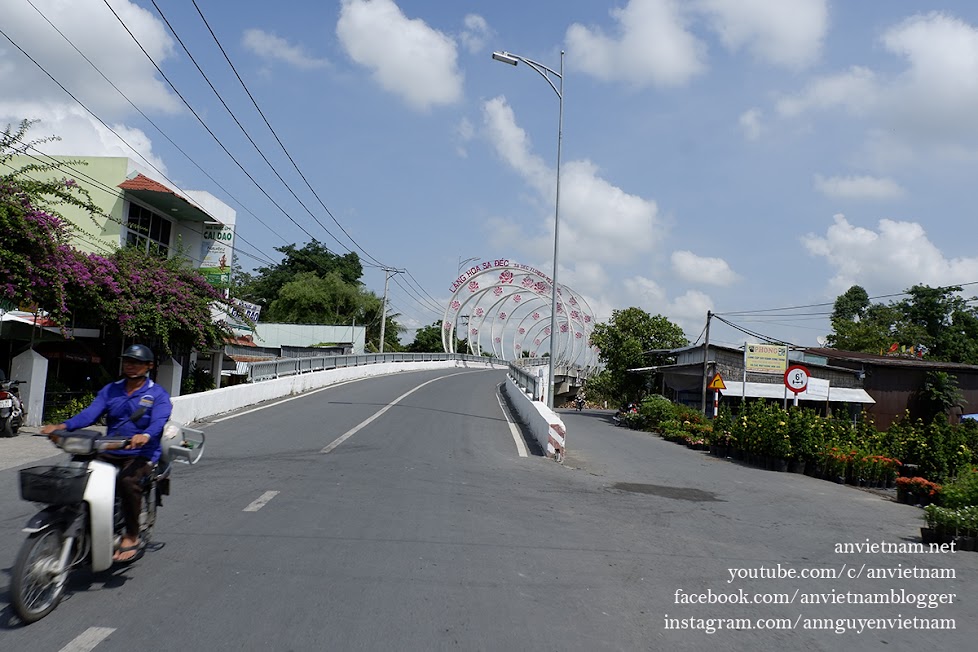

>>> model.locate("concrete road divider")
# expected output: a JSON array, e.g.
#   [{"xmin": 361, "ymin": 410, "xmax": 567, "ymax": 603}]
[{"xmin": 502, "ymin": 374, "xmax": 566, "ymax": 461}]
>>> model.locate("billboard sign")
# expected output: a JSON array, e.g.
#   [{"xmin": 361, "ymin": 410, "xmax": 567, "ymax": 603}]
[
  {"xmin": 745, "ymin": 343, "xmax": 788, "ymax": 374},
  {"xmin": 200, "ymin": 223, "xmax": 234, "ymax": 286}
]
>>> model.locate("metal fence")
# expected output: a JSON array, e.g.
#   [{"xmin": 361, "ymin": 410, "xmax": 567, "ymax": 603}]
[
  {"xmin": 246, "ymin": 352, "xmax": 495, "ymax": 382},
  {"xmin": 507, "ymin": 357, "xmax": 548, "ymax": 401}
]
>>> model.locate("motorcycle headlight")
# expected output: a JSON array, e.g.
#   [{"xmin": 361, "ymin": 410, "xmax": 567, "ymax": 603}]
[{"xmin": 60, "ymin": 436, "xmax": 96, "ymax": 455}]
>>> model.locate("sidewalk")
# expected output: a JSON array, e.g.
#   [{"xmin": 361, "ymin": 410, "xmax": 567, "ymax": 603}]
[{"xmin": 0, "ymin": 425, "xmax": 61, "ymax": 471}]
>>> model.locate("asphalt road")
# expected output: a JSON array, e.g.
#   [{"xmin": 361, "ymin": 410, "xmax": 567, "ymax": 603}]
[{"xmin": 0, "ymin": 368, "xmax": 975, "ymax": 651}]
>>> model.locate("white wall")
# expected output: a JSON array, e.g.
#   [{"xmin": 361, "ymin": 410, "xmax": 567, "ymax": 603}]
[{"xmin": 171, "ymin": 358, "xmax": 508, "ymax": 425}]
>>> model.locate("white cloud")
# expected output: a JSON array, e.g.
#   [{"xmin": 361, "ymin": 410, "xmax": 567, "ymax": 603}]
[
  {"xmin": 666, "ymin": 290, "xmax": 714, "ymax": 335},
  {"xmin": 242, "ymin": 29, "xmax": 329, "ymax": 70},
  {"xmin": 621, "ymin": 277, "xmax": 713, "ymax": 336},
  {"xmin": 336, "ymin": 0, "xmax": 463, "ymax": 110},
  {"xmin": 695, "ymin": 0, "xmax": 827, "ymax": 69},
  {"xmin": 0, "ymin": 1, "xmax": 178, "ymax": 165},
  {"xmin": 0, "ymin": 101, "xmax": 166, "ymax": 173},
  {"xmin": 483, "ymin": 96, "xmax": 662, "ymax": 265},
  {"xmin": 454, "ymin": 117, "xmax": 474, "ymax": 157},
  {"xmin": 803, "ymin": 213, "xmax": 978, "ymax": 293},
  {"xmin": 814, "ymin": 175, "xmax": 905, "ymax": 201},
  {"xmin": 776, "ymin": 13, "xmax": 978, "ymax": 160},
  {"xmin": 566, "ymin": 0, "xmax": 706, "ymax": 87},
  {"xmin": 880, "ymin": 13, "xmax": 978, "ymax": 141},
  {"xmin": 459, "ymin": 14, "xmax": 491, "ymax": 54},
  {"xmin": 776, "ymin": 66, "xmax": 878, "ymax": 117},
  {"xmin": 739, "ymin": 108, "xmax": 763, "ymax": 140},
  {"xmin": 0, "ymin": 0, "xmax": 179, "ymax": 119},
  {"xmin": 671, "ymin": 250, "xmax": 739, "ymax": 285}
]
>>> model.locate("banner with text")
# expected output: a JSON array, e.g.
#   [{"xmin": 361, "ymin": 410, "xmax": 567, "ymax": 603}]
[{"xmin": 744, "ymin": 343, "xmax": 788, "ymax": 374}]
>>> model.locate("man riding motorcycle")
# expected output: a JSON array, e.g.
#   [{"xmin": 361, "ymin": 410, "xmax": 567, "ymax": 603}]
[{"xmin": 41, "ymin": 344, "xmax": 172, "ymax": 562}]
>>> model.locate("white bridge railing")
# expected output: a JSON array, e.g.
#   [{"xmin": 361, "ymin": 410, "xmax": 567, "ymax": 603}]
[{"xmin": 246, "ymin": 352, "xmax": 491, "ymax": 382}]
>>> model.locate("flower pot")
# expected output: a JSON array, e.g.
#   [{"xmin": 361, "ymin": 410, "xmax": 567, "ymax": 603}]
[
  {"xmin": 954, "ymin": 536, "xmax": 977, "ymax": 552},
  {"xmin": 772, "ymin": 457, "xmax": 789, "ymax": 473},
  {"xmin": 921, "ymin": 527, "xmax": 940, "ymax": 544}
]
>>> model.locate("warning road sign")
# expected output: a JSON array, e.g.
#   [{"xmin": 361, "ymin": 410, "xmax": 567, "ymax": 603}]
[{"xmin": 708, "ymin": 373, "xmax": 726, "ymax": 391}]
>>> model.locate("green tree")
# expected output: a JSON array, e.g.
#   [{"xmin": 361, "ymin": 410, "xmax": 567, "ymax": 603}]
[
  {"xmin": 589, "ymin": 307, "xmax": 688, "ymax": 402},
  {"xmin": 237, "ymin": 240, "xmax": 363, "ymax": 310},
  {"xmin": 407, "ymin": 321, "xmax": 466, "ymax": 353},
  {"xmin": 920, "ymin": 371, "xmax": 965, "ymax": 423},
  {"xmin": 827, "ymin": 285, "xmax": 897, "ymax": 352},
  {"xmin": 828, "ymin": 283, "xmax": 978, "ymax": 363}
]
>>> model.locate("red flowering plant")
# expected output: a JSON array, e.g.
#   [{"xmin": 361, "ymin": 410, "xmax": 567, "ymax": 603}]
[{"xmin": 895, "ymin": 476, "xmax": 943, "ymax": 498}]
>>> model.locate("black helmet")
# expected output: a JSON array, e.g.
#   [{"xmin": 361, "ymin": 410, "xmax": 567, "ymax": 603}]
[{"xmin": 121, "ymin": 344, "xmax": 154, "ymax": 363}]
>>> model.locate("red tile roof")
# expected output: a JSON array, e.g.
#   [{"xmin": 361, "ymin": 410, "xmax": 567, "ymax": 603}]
[{"xmin": 118, "ymin": 174, "xmax": 178, "ymax": 195}]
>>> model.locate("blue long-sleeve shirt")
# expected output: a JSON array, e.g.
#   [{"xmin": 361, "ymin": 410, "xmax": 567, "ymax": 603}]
[{"xmin": 64, "ymin": 378, "xmax": 173, "ymax": 464}]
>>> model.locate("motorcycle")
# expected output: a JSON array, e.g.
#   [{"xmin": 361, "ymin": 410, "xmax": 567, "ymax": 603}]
[
  {"xmin": 612, "ymin": 403, "xmax": 639, "ymax": 426},
  {"xmin": 575, "ymin": 396, "xmax": 585, "ymax": 411},
  {"xmin": 10, "ymin": 421, "xmax": 204, "ymax": 624},
  {"xmin": 0, "ymin": 379, "xmax": 26, "ymax": 437}
]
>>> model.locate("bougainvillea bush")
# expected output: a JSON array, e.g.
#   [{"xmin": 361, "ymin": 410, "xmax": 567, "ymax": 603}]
[{"xmin": 1, "ymin": 120, "xmax": 242, "ymax": 352}]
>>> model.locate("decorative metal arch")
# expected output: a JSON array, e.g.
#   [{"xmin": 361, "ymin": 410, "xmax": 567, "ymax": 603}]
[{"xmin": 441, "ymin": 259, "xmax": 598, "ymax": 368}]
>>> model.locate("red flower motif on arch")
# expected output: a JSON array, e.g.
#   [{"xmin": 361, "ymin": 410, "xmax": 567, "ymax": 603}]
[
  {"xmin": 494, "ymin": 337, "xmax": 501, "ymax": 344},
  {"xmin": 493, "ymin": 286, "xmax": 503, "ymax": 296},
  {"xmin": 443, "ymin": 321, "xmax": 452, "ymax": 330},
  {"xmin": 560, "ymin": 324, "xmax": 569, "ymax": 333},
  {"xmin": 518, "ymin": 327, "xmax": 526, "ymax": 334},
  {"xmin": 575, "ymin": 331, "xmax": 583, "ymax": 339},
  {"xmin": 570, "ymin": 310, "xmax": 580, "ymax": 320},
  {"xmin": 499, "ymin": 270, "xmax": 514, "ymax": 284},
  {"xmin": 534, "ymin": 339, "xmax": 541, "ymax": 346},
  {"xmin": 475, "ymin": 307, "xmax": 484, "ymax": 317},
  {"xmin": 450, "ymin": 300, "xmax": 461, "ymax": 311},
  {"xmin": 470, "ymin": 328, "xmax": 478, "ymax": 336},
  {"xmin": 532, "ymin": 312, "xmax": 541, "ymax": 320},
  {"xmin": 513, "ymin": 294, "xmax": 522, "ymax": 303},
  {"xmin": 521, "ymin": 277, "xmax": 534, "ymax": 288},
  {"xmin": 498, "ymin": 312, "xmax": 507, "ymax": 320},
  {"xmin": 468, "ymin": 281, "xmax": 479, "ymax": 292}
]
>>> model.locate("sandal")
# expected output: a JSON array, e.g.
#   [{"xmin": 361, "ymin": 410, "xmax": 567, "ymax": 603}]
[{"xmin": 113, "ymin": 541, "xmax": 144, "ymax": 563}]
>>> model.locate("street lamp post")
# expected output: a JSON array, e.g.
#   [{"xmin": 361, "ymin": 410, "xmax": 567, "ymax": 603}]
[{"xmin": 492, "ymin": 49, "xmax": 564, "ymax": 409}]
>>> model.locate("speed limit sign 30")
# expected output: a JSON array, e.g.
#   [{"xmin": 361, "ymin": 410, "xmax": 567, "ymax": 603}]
[{"xmin": 784, "ymin": 365, "xmax": 810, "ymax": 394}]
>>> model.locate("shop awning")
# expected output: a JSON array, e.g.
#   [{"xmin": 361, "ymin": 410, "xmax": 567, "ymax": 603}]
[{"xmin": 719, "ymin": 381, "xmax": 875, "ymax": 404}]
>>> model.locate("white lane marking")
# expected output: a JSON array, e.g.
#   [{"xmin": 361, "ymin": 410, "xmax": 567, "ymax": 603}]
[
  {"xmin": 496, "ymin": 386, "xmax": 527, "ymax": 458},
  {"xmin": 59, "ymin": 627, "xmax": 116, "ymax": 652},
  {"xmin": 321, "ymin": 371, "xmax": 479, "ymax": 454},
  {"xmin": 212, "ymin": 377, "xmax": 369, "ymax": 423},
  {"xmin": 243, "ymin": 490, "xmax": 280, "ymax": 512}
]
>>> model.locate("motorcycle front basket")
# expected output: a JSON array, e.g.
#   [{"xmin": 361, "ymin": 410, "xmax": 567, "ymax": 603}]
[{"xmin": 19, "ymin": 466, "xmax": 90, "ymax": 504}]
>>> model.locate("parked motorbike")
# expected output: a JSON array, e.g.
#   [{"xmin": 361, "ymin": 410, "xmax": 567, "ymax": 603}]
[
  {"xmin": 612, "ymin": 403, "xmax": 638, "ymax": 426},
  {"xmin": 10, "ymin": 422, "xmax": 204, "ymax": 624},
  {"xmin": 0, "ymin": 379, "xmax": 26, "ymax": 437}
]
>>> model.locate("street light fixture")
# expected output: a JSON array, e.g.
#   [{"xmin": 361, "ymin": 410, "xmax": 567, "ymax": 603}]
[{"xmin": 492, "ymin": 48, "xmax": 564, "ymax": 409}]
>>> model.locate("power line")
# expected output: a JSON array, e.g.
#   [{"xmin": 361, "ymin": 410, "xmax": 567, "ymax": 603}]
[
  {"xmin": 189, "ymin": 0, "xmax": 386, "ymax": 269},
  {"xmin": 149, "ymin": 0, "xmax": 355, "ymax": 260}
]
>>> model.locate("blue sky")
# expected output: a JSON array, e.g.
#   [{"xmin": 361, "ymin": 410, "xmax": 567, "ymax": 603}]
[{"xmin": 5, "ymin": 0, "xmax": 978, "ymax": 350}]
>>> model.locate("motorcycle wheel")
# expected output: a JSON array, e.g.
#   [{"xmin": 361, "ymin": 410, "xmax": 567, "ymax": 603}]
[
  {"xmin": 2, "ymin": 418, "xmax": 12, "ymax": 437},
  {"xmin": 11, "ymin": 528, "xmax": 70, "ymax": 623},
  {"xmin": 139, "ymin": 485, "xmax": 158, "ymax": 544}
]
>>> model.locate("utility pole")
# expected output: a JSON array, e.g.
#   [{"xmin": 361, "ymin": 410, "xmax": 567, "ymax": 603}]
[
  {"xmin": 701, "ymin": 310, "xmax": 712, "ymax": 415},
  {"xmin": 379, "ymin": 267, "xmax": 404, "ymax": 353}
]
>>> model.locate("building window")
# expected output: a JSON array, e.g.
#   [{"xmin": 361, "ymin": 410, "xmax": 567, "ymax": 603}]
[{"xmin": 125, "ymin": 202, "xmax": 172, "ymax": 257}]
